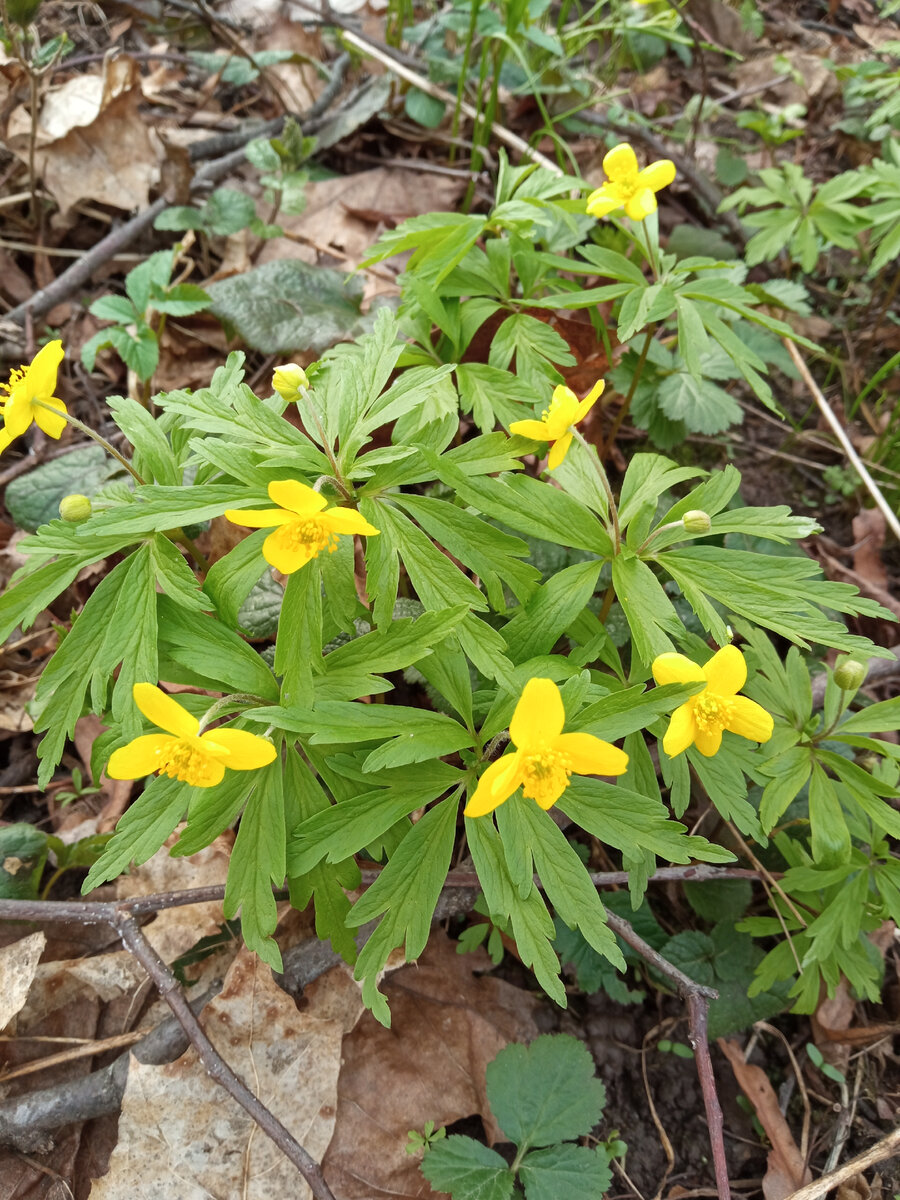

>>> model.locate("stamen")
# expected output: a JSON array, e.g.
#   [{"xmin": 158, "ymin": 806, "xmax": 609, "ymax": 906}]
[
  {"xmin": 286, "ymin": 517, "xmax": 338, "ymax": 557},
  {"xmin": 693, "ymin": 695, "xmax": 734, "ymax": 733},
  {"xmin": 157, "ymin": 740, "xmax": 220, "ymax": 786},
  {"xmin": 521, "ymin": 748, "xmax": 572, "ymax": 806}
]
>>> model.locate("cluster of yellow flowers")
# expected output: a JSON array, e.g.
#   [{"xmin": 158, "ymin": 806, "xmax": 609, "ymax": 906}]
[{"xmin": 4, "ymin": 149, "xmax": 773, "ymax": 807}]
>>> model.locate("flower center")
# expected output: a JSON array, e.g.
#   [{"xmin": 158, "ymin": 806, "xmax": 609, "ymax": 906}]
[
  {"xmin": 521, "ymin": 748, "xmax": 572, "ymax": 806},
  {"xmin": 693, "ymin": 693, "xmax": 734, "ymax": 733},
  {"xmin": 157, "ymin": 739, "xmax": 220, "ymax": 786},
  {"xmin": 286, "ymin": 517, "xmax": 338, "ymax": 557}
]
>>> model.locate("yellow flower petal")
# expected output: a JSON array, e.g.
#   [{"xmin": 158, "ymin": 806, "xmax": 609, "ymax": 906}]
[
  {"xmin": 32, "ymin": 398, "xmax": 68, "ymax": 439},
  {"xmin": 25, "ymin": 340, "xmax": 64, "ymax": 399},
  {"xmin": 0, "ymin": 426, "xmax": 14, "ymax": 454},
  {"xmin": 320, "ymin": 508, "xmax": 380, "ymax": 537},
  {"xmin": 188, "ymin": 755, "xmax": 227, "ymax": 787},
  {"xmin": 225, "ymin": 507, "xmax": 294, "ymax": 529},
  {"xmin": 652, "ymin": 653, "xmax": 705, "ymax": 687},
  {"xmin": 268, "ymin": 479, "xmax": 327, "ymax": 516},
  {"xmin": 624, "ymin": 189, "xmax": 657, "ymax": 221},
  {"xmin": 547, "ymin": 431, "xmax": 573, "ymax": 470},
  {"xmin": 575, "ymin": 381, "xmax": 604, "ymax": 422},
  {"xmin": 106, "ymin": 733, "xmax": 175, "ymax": 779},
  {"xmin": 2, "ymin": 392, "xmax": 34, "ymax": 439},
  {"xmin": 464, "ymin": 753, "xmax": 523, "ymax": 817},
  {"xmin": 585, "ymin": 190, "xmax": 622, "ymax": 218},
  {"xmin": 200, "ymin": 728, "xmax": 278, "ymax": 769},
  {"xmin": 725, "ymin": 696, "xmax": 774, "ymax": 745},
  {"xmin": 133, "ymin": 683, "xmax": 199, "ymax": 738},
  {"xmin": 693, "ymin": 725, "xmax": 723, "ymax": 757},
  {"xmin": 662, "ymin": 702, "xmax": 696, "ymax": 757},
  {"xmin": 556, "ymin": 732, "xmax": 629, "ymax": 777},
  {"xmin": 702, "ymin": 645, "xmax": 746, "ymax": 697},
  {"xmin": 638, "ymin": 160, "xmax": 676, "ymax": 192},
  {"xmin": 509, "ymin": 418, "xmax": 551, "ymax": 441},
  {"xmin": 603, "ymin": 143, "xmax": 639, "ymax": 182},
  {"xmin": 510, "ymin": 677, "xmax": 564, "ymax": 749},
  {"xmin": 263, "ymin": 525, "xmax": 319, "ymax": 574},
  {"xmin": 545, "ymin": 386, "xmax": 579, "ymax": 438}
]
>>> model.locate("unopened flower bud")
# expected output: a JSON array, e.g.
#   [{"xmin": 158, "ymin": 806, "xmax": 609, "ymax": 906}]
[
  {"xmin": 682, "ymin": 510, "xmax": 711, "ymax": 535},
  {"xmin": 272, "ymin": 363, "xmax": 308, "ymax": 402},
  {"xmin": 59, "ymin": 493, "xmax": 91, "ymax": 522},
  {"xmin": 833, "ymin": 656, "xmax": 866, "ymax": 692}
]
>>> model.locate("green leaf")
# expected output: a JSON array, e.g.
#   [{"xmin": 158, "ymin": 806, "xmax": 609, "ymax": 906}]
[
  {"xmin": 207, "ymin": 260, "xmax": 364, "ymax": 355},
  {"xmin": 82, "ymin": 776, "xmax": 190, "ymax": 891},
  {"xmin": 421, "ymin": 1137, "xmax": 514, "ymax": 1200},
  {"xmin": 237, "ymin": 567, "xmax": 283, "ymax": 638},
  {"xmin": 520, "ymin": 803, "xmax": 625, "ymax": 970},
  {"xmin": 107, "ymin": 324, "xmax": 159, "ymax": 381},
  {"xmin": 502, "ymin": 560, "xmax": 601, "ymax": 663},
  {"xmin": 657, "ymin": 373, "xmax": 742, "ymax": 434},
  {"xmin": 519, "ymin": 1144, "xmax": 613, "ymax": 1200},
  {"xmin": 839, "ymin": 697, "xmax": 900, "ymax": 735},
  {"xmin": 223, "ymin": 761, "xmax": 286, "ymax": 971},
  {"xmin": 156, "ymin": 594, "xmax": 279, "ymax": 701},
  {"xmin": 79, "ymin": 483, "xmax": 249, "ymax": 537},
  {"xmin": 89, "ymin": 294, "xmax": 138, "ymax": 323},
  {"xmin": 32, "ymin": 547, "xmax": 158, "ymax": 784},
  {"xmin": 350, "ymin": 793, "xmax": 460, "ymax": 1024},
  {"xmin": 0, "ymin": 824, "xmax": 48, "ymax": 899},
  {"xmin": 808, "ymin": 763, "xmax": 851, "ymax": 865},
  {"xmin": 172, "ymin": 771, "xmax": 256, "ymax": 858},
  {"xmin": 455, "ymin": 363, "xmax": 535, "ymax": 431},
  {"xmin": 199, "ymin": 188, "xmax": 256, "ymax": 235},
  {"xmin": 486, "ymin": 1034, "xmax": 607, "ymax": 1148},
  {"xmin": 107, "ymin": 393, "xmax": 179, "ymax": 485},
  {"xmin": 611, "ymin": 554, "xmax": 682, "ymax": 664},
  {"xmin": 5, "ymin": 445, "xmax": 113, "ymax": 532},
  {"xmin": 488, "ymin": 313, "xmax": 575, "ymax": 389},
  {"xmin": 149, "ymin": 534, "xmax": 207, "ymax": 611},
  {"xmin": 683, "ymin": 878, "xmax": 752, "ymax": 922},
  {"xmin": 373, "ymin": 501, "xmax": 488, "ymax": 612},
  {"xmin": 150, "ymin": 281, "xmax": 211, "ymax": 317},
  {"xmin": 404, "ymin": 86, "xmax": 446, "ymax": 127},
  {"xmin": 203, "ymin": 530, "xmax": 269, "ymax": 626}
]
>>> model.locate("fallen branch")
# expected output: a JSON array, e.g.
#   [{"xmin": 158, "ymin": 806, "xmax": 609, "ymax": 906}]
[
  {"xmin": 782, "ymin": 1116, "xmax": 900, "ymax": 1200},
  {"xmin": 606, "ymin": 911, "xmax": 732, "ymax": 1200},
  {"xmin": 783, "ymin": 338, "xmax": 900, "ymax": 544},
  {"xmin": 0, "ymin": 896, "xmax": 335, "ymax": 1198}
]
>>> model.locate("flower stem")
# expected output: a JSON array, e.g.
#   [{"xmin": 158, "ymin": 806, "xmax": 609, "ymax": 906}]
[
  {"xmin": 573, "ymin": 428, "xmax": 621, "ymax": 553},
  {"xmin": 601, "ymin": 327, "xmax": 653, "ymax": 460},
  {"xmin": 32, "ymin": 400, "xmax": 146, "ymax": 485},
  {"xmin": 197, "ymin": 693, "xmax": 272, "ymax": 733}
]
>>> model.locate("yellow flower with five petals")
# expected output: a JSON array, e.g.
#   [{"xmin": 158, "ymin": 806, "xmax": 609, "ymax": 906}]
[
  {"xmin": 652, "ymin": 645, "xmax": 773, "ymax": 758},
  {"xmin": 225, "ymin": 480, "xmax": 379, "ymax": 575},
  {"xmin": 0, "ymin": 340, "xmax": 67, "ymax": 454},
  {"xmin": 509, "ymin": 380, "xmax": 605, "ymax": 470},
  {"xmin": 465, "ymin": 678, "xmax": 629, "ymax": 818},
  {"xmin": 107, "ymin": 684, "xmax": 277, "ymax": 788},
  {"xmin": 586, "ymin": 143, "xmax": 676, "ymax": 223}
]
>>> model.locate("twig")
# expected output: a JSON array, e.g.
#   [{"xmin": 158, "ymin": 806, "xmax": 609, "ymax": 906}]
[
  {"xmin": 783, "ymin": 338, "xmax": 900, "ymax": 543},
  {"xmin": 606, "ymin": 910, "xmax": 732, "ymax": 1200},
  {"xmin": 114, "ymin": 913, "xmax": 336, "ymax": 1200},
  {"xmin": 783, "ymin": 1122, "xmax": 900, "ymax": 1200},
  {"xmin": 0, "ymin": 982, "xmax": 222, "ymax": 1153}
]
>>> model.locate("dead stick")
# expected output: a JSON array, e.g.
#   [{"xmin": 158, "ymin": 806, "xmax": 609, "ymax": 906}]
[
  {"xmin": 606, "ymin": 911, "xmax": 732, "ymax": 1200},
  {"xmin": 783, "ymin": 1124, "xmax": 900, "ymax": 1200},
  {"xmin": 113, "ymin": 912, "xmax": 336, "ymax": 1200}
]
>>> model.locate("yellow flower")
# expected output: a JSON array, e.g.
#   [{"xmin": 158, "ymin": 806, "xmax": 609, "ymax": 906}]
[
  {"xmin": 509, "ymin": 380, "xmax": 605, "ymax": 470},
  {"xmin": 652, "ymin": 645, "xmax": 773, "ymax": 758},
  {"xmin": 272, "ymin": 363, "xmax": 309, "ymax": 403},
  {"xmin": 465, "ymin": 678, "xmax": 629, "ymax": 818},
  {"xmin": 0, "ymin": 340, "xmax": 67, "ymax": 454},
  {"xmin": 225, "ymin": 479, "xmax": 379, "ymax": 575},
  {"xmin": 107, "ymin": 683, "xmax": 277, "ymax": 788},
  {"xmin": 586, "ymin": 143, "xmax": 676, "ymax": 222}
]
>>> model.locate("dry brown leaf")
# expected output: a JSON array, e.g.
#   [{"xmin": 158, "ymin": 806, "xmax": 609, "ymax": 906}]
[
  {"xmin": 718, "ymin": 1038, "xmax": 812, "ymax": 1200},
  {"xmin": 88, "ymin": 951, "xmax": 365, "ymax": 1199},
  {"xmin": 6, "ymin": 57, "xmax": 162, "ymax": 214},
  {"xmin": 851, "ymin": 509, "xmax": 889, "ymax": 592},
  {"xmin": 322, "ymin": 930, "xmax": 540, "ymax": 1199},
  {"xmin": 0, "ymin": 932, "xmax": 46, "ymax": 1033}
]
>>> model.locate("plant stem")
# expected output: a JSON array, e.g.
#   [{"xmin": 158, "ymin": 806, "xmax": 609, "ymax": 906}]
[
  {"xmin": 450, "ymin": 0, "xmax": 483, "ymax": 166},
  {"xmin": 601, "ymin": 327, "xmax": 653, "ymax": 459},
  {"xmin": 572, "ymin": 428, "xmax": 620, "ymax": 552},
  {"xmin": 32, "ymin": 400, "xmax": 146, "ymax": 485}
]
